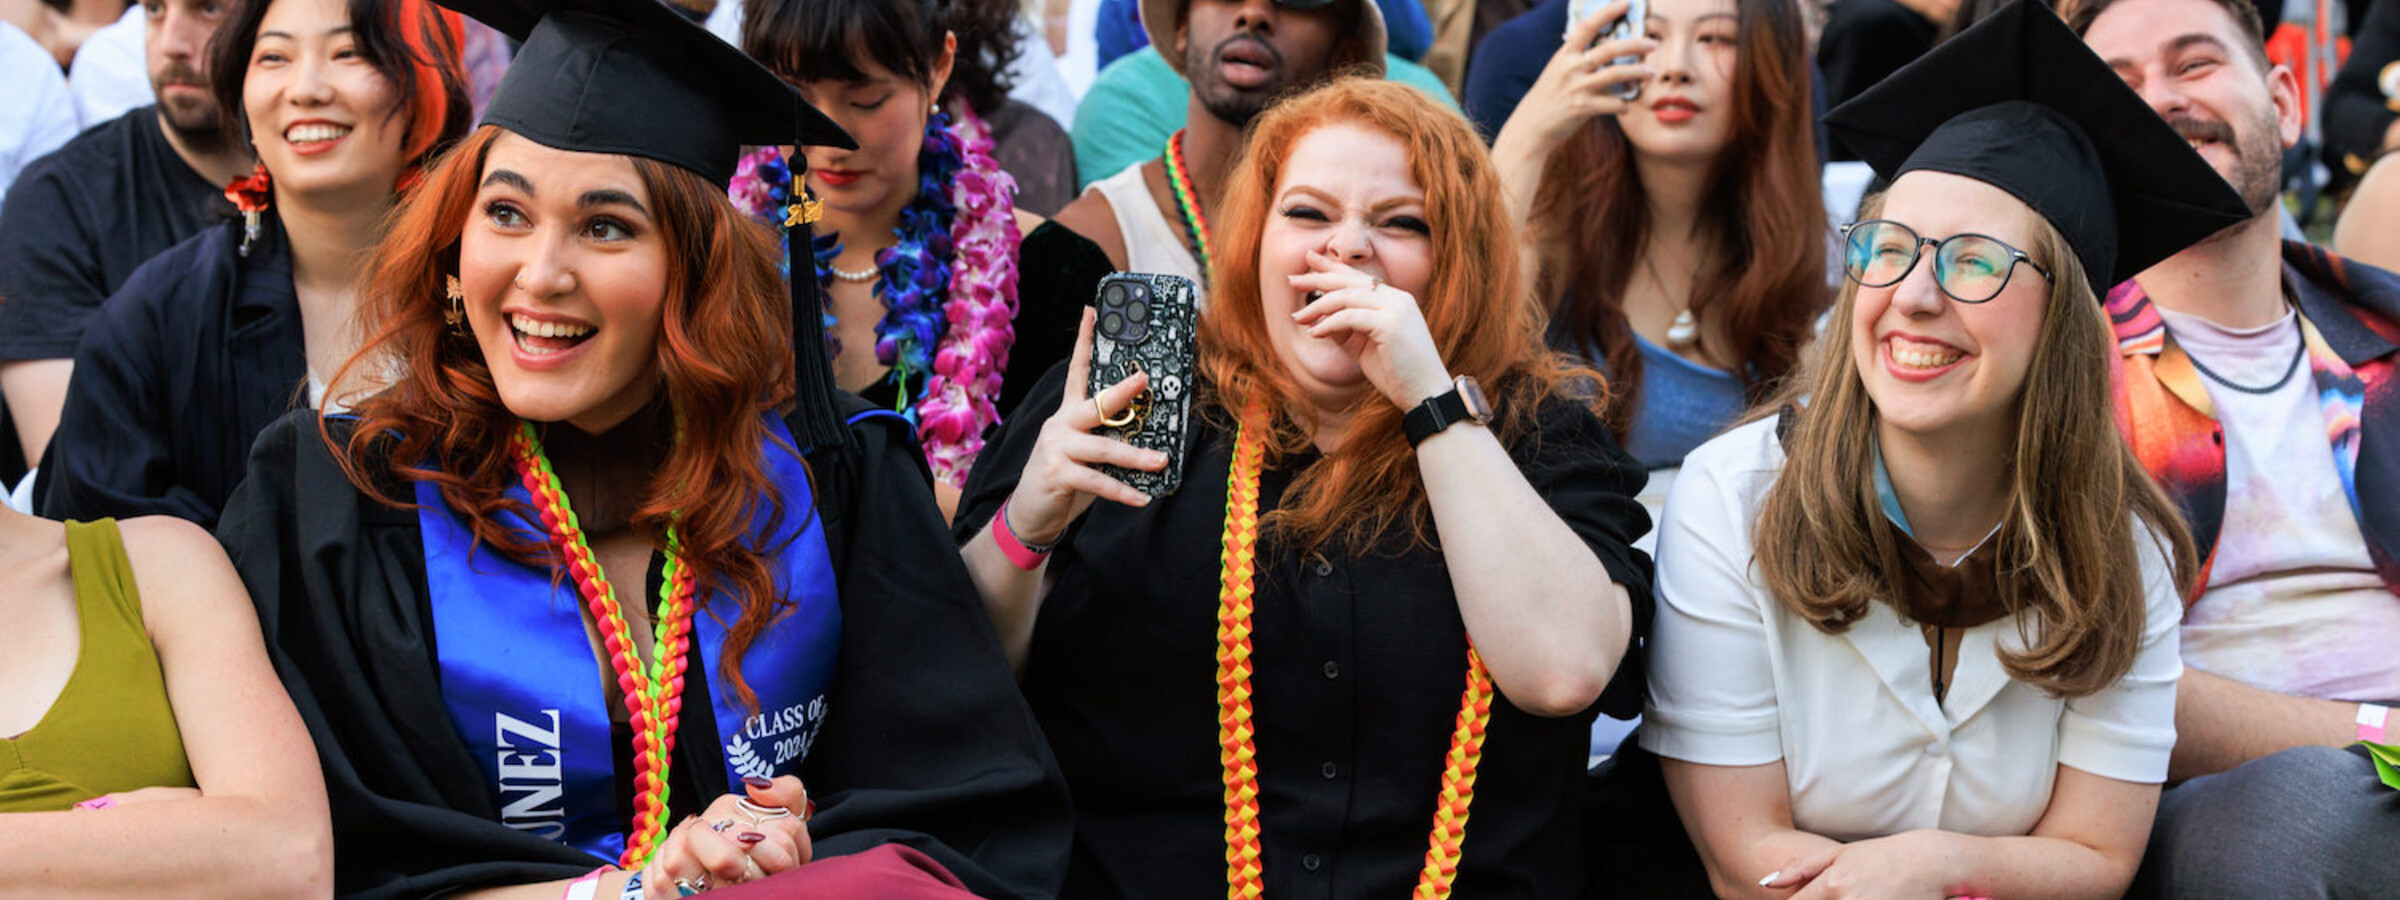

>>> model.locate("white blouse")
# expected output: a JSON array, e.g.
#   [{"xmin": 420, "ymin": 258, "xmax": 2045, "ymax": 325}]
[{"xmin": 1640, "ymin": 418, "xmax": 2183, "ymax": 841}]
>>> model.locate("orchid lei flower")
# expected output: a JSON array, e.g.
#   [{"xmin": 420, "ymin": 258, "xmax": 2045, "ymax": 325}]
[{"xmin": 728, "ymin": 105, "xmax": 1020, "ymax": 487}]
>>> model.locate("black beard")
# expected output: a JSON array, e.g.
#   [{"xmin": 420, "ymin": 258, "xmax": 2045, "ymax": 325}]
[{"xmin": 157, "ymin": 102, "xmax": 232, "ymax": 155}]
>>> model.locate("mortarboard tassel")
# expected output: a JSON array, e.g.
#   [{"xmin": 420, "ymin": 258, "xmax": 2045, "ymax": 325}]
[{"xmin": 784, "ymin": 181, "xmax": 848, "ymax": 451}]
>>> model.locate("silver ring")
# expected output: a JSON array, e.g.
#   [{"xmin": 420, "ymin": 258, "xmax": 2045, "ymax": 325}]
[
  {"xmin": 735, "ymin": 797, "xmax": 794, "ymax": 822},
  {"xmin": 673, "ymin": 875, "xmax": 707, "ymax": 896},
  {"xmin": 1368, "ymin": 276, "xmax": 1383, "ymax": 292},
  {"xmin": 708, "ymin": 819, "xmax": 734, "ymax": 833}
]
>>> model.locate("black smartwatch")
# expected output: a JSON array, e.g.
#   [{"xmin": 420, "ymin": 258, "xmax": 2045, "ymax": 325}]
[{"xmin": 1403, "ymin": 375, "xmax": 1493, "ymax": 446}]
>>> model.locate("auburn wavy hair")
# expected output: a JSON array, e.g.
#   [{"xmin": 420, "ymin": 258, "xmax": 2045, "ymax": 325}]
[
  {"xmin": 1529, "ymin": 0, "xmax": 1827, "ymax": 440},
  {"xmin": 1201, "ymin": 78, "xmax": 1600, "ymax": 554},
  {"xmin": 329, "ymin": 125, "xmax": 801, "ymax": 711},
  {"xmin": 1751, "ymin": 193, "xmax": 2197, "ymax": 698}
]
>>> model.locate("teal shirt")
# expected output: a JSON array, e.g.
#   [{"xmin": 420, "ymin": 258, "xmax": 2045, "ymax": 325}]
[{"xmin": 1070, "ymin": 46, "xmax": 1459, "ymax": 190}]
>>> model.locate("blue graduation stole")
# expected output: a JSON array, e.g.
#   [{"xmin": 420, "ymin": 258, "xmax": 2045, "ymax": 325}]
[{"xmin": 416, "ymin": 415, "xmax": 842, "ymax": 862}]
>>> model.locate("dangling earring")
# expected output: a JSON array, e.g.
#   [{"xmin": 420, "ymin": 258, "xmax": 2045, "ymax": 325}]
[
  {"xmin": 224, "ymin": 162, "xmax": 272, "ymax": 258},
  {"xmin": 443, "ymin": 275, "xmax": 468, "ymax": 335}
]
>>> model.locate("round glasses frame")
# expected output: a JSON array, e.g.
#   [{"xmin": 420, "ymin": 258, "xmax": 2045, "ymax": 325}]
[{"xmin": 1839, "ymin": 219, "xmax": 2054, "ymax": 304}]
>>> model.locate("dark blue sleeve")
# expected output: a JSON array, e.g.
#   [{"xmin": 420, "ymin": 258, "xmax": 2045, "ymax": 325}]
[
  {"xmin": 40, "ymin": 252, "xmax": 217, "ymax": 525},
  {"xmin": 1378, "ymin": 0, "xmax": 1434, "ymax": 62},
  {"xmin": 1095, "ymin": 0, "xmax": 1147, "ymax": 72},
  {"xmin": 1462, "ymin": 0, "xmax": 1569, "ymax": 141}
]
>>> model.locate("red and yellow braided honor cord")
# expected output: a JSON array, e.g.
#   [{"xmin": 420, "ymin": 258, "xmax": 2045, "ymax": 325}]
[
  {"xmin": 510, "ymin": 421, "xmax": 699, "ymax": 869},
  {"xmin": 1214, "ymin": 400, "xmax": 1496, "ymax": 900}
]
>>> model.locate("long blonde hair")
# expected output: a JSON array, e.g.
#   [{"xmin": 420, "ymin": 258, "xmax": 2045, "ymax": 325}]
[{"xmin": 1751, "ymin": 195, "xmax": 2196, "ymax": 698}]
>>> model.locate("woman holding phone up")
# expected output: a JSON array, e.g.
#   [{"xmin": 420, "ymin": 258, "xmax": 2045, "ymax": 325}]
[
  {"xmin": 955, "ymin": 77, "xmax": 1654, "ymax": 900},
  {"xmin": 1492, "ymin": 0, "xmax": 1827, "ymax": 468}
]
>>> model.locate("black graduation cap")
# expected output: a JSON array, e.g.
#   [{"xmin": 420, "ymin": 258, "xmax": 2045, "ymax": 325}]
[
  {"xmin": 433, "ymin": 0, "xmax": 858, "ymax": 447},
  {"xmin": 1822, "ymin": 0, "xmax": 2251, "ymax": 298}
]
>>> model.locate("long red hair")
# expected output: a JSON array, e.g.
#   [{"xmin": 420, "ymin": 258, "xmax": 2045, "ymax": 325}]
[
  {"xmin": 1530, "ymin": 0, "xmax": 1827, "ymax": 439},
  {"xmin": 1200, "ymin": 78, "xmax": 1598, "ymax": 554},
  {"xmin": 331, "ymin": 126, "xmax": 801, "ymax": 711}
]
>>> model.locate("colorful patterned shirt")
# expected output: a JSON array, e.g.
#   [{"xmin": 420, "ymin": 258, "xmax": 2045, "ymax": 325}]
[{"xmin": 2107, "ymin": 242, "xmax": 2400, "ymax": 696}]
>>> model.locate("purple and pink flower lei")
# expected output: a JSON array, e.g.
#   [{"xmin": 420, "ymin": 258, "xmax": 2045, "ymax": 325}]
[{"xmin": 729, "ymin": 105, "xmax": 1021, "ymax": 487}]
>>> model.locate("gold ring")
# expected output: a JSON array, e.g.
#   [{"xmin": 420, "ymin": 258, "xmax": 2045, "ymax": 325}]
[{"xmin": 1098, "ymin": 396, "xmax": 1140, "ymax": 428}]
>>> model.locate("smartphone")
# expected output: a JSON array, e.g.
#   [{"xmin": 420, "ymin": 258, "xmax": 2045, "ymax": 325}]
[
  {"xmin": 1087, "ymin": 272, "xmax": 1199, "ymax": 499},
  {"xmin": 1570, "ymin": 0, "xmax": 1648, "ymax": 101}
]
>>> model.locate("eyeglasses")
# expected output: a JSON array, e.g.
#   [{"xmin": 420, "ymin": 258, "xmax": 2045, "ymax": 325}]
[{"xmin": 1839, "ymin": 219, "xmax": 2053, "ymax": 304}]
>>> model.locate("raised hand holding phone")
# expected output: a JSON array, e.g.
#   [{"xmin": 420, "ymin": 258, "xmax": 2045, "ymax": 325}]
[
  {"xmin": 1496, "ymin": 0, "xmax": 1657, "ymax": 153},
  {"xmin": 999, "ymin": 304, "xmax": 1177, "ymax": 550}
]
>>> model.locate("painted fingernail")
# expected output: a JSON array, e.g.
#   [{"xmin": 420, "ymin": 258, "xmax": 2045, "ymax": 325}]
[
  {"xmin": 737, "ymin": 832, "xmax": 767, "ymax": 845},
  {"xmin": 742, "ymin": 776, "xmax": 773, "ymax": 790},
  {"xmin": 1759, "ymin": 871, "xmax": 1780, "ymax": 887}
]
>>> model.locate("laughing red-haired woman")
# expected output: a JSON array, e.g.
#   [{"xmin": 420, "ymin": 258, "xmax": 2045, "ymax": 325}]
[
  {"xmin": 955, "ymin": 77, "xmax": 1653, "ymax": 900},
  {"xmin": 1491, "ymin": 0, "xmax": 1828, "ymax": 469},
  {"xmin": 212, "ymin": 0, "xmax": 1069, "ymax": 897}
]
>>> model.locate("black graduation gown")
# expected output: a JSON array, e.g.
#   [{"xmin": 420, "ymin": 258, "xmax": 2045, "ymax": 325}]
[
  {"xmin": 41, "ymin": 213, "xmax": 307, "ymax": 527},
  {"xmin": 214, "ymin": 396, "xmax": 1072, "ymax": 900}
]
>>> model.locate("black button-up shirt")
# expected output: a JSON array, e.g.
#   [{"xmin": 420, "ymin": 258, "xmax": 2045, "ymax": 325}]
[{"xmin": 959, "ymin": 366, "xmax": 1655, "ymax": 900}]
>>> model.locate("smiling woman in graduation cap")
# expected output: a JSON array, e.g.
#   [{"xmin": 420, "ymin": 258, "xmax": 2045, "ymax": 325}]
[
  {"xmin": 1637, "ymin": 2, "xmax": 2251, "ymax": 898},
  {"xmin": 210, "ymin": 0, "xmax": 1071, "ymax": 896}
]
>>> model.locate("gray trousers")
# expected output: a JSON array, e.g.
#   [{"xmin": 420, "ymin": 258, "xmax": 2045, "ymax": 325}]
[{"xmin": 2134, "ymin": 745, "xmax": 2400, "ymax": 899}]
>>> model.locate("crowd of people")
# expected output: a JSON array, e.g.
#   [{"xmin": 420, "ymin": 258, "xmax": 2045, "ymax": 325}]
[{"xmin": 0, "ymin": 0, "xmax": 2395, "ymax": 896}]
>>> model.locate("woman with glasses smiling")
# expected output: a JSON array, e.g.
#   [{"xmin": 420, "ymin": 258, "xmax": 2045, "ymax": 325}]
[{"xmin": 1638, "ymin": 4, "xmax": 2252, "ymax": 899}]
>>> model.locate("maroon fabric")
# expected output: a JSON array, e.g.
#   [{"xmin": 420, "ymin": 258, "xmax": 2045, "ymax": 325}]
[{"xmin": 704, "ymin": 845, "xmax": 977, "ymax": 899}]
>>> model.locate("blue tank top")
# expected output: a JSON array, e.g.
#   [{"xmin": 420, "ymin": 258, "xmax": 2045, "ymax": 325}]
[{"xmin": 1574, "ymin": 333, "xmax": 1749, "ymax": 469}]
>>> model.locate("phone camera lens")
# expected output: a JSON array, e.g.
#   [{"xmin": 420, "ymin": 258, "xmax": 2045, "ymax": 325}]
[
  {"xmin": 1102, "ymin": 282, "xmax": 1128, "ymax": 309},
  {"xmin": 1101, "ymin": 311, "xmax": 1125, "ymax": 337},
  {"xmin": 1126, "ymin": 299, "xmax": 1149, "ymax": 324}
]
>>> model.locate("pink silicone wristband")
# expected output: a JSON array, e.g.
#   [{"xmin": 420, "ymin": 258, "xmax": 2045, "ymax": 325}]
[
  {"xmin": 2359, "ymin": 704, "xmax": 2388, "ymax": 743},
  {"xmin": 72, "ymin": 796, "xmax": 116, "ymax": 811},
  {"xmin": 992, "ymin": 498, "xmax": 1052, "ymax": 571}
]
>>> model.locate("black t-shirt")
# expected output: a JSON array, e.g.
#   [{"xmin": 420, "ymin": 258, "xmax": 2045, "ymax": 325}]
[
  {"xmin": 0, "ymin": 106, "xmax": 227, "ymax": 362},
  {"xmin": 955, "ymin": 365, "xmax": 1657, "ymax": 900}
]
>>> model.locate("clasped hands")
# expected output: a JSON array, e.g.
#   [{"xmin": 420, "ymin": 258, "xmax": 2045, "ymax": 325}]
[{"xmin": 633, "ymin": 775, "xmax": 812, "ymax": 898}]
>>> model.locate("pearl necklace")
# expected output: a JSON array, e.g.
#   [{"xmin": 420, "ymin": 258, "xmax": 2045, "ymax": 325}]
[{"xmin": 829, "ymin": 260, "xmax": 879, "ymax": 283}]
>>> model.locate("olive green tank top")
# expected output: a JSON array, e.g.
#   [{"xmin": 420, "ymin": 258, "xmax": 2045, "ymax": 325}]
[{"xmin": 0, "ymin": 519, "xmax": 195, "ymax": 811}]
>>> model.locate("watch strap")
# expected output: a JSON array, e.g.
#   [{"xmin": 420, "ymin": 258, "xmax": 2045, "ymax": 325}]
[{"xmin": 1404, "ymin": 387, "xmax": 1472, "ymax": 446}]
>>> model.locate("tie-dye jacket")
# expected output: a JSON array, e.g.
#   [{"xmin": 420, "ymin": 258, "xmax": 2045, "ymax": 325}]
[{"xmin": 2107, "ymin": 241, "xmax": 2400, "ymax": 605}]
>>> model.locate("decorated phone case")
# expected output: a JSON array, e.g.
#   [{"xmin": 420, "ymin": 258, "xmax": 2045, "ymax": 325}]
[{"xmin": 1087, "ymin": 272, "xmax": 1199, "ymax": 498}]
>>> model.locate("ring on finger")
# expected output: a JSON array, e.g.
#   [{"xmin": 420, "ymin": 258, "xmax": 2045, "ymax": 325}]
[
  {"xmin": 673, "ymin": 875, "xmax": 709, "ymax": 896},
  {"xmin": 708, "ymin": 819, "xmax": 735, "ymax": 833},
  {"xmin": 1368, "ymin": 276, "xmax": 1383, "ymax": 293},
  {"xmin": 734, "ymin": 797, "xmax": 793, "ymax": 823}
]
